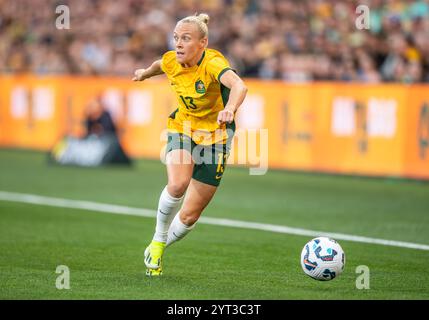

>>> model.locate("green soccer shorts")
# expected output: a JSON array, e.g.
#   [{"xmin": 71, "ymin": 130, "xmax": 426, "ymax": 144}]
[{"xmin": 165, "ymin": 132, "xmax": 233, "ymax": 187}]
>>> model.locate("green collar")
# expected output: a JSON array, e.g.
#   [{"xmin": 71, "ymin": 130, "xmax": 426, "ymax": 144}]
[{"xmin": 197, "ymin": 50, "xmax": 206, "ymax": 66}]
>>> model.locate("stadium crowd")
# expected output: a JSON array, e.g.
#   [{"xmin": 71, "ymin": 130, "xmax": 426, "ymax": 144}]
[{"xmin": 1, "ymin": 0, "xmax": 428, "ymax": 82}]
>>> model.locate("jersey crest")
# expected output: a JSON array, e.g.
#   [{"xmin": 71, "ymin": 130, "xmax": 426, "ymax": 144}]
[{"xmin": 195, "ymin": 79, "xmax": 206, "ymax": 94}]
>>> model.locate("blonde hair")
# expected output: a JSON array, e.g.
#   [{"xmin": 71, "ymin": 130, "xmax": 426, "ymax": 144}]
[{"xmin": 178, "ymin": 13, "xmax": 210, "ymax": 38}]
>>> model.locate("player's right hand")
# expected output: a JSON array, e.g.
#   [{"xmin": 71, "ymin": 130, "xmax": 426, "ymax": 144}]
[{"xmin": 132, "ymin": 69, "xmax": 146, "ymax": 81}]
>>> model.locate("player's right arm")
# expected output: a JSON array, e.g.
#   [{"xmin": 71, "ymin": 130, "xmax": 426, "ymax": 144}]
[{"xmin": 132, "ymin": 59, "xmax": 164, "ymax": 81}]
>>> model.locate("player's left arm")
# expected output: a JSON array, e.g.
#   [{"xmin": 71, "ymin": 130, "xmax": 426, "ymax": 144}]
[{"xmin": 217, "ymin": 70, "xmax": 248, "ymax": 125}]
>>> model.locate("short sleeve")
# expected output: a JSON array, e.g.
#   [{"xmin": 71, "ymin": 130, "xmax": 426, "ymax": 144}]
[
  {"xmin": 161, "ymin": 51, "xmax": 176, "ymax": 75},
  {"xmin": 206, "ymin": 57, "xmax": 232, "ymax": 83}
]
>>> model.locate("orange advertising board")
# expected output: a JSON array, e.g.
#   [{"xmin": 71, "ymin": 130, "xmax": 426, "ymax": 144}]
[
  {"xmin": 0, "ymin": 75, "xmax": 428, "ymax": 180},
  {"xmin": 403, "ymin": 85, "xmax": 429, "ymax": 179}
]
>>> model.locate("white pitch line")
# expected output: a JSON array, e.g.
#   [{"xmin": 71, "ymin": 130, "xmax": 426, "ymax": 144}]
[{"xmin": 1, "ymin": 190, "xmax": 429, "ymax": 251}]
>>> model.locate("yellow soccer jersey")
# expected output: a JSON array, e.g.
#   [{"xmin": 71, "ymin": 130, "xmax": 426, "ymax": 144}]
[{"xmin": 161, "ymin": 48, "xmax": 235, "ymax": 145}]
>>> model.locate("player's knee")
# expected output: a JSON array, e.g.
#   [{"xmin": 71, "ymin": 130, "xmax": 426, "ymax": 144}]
[
  {"xmin": 180, "ymin": 211, "xmax": 199, "ymax": 226},
  {"xmin": 167, "ymin": 180, "xmax": 189, "ymax": 198}
]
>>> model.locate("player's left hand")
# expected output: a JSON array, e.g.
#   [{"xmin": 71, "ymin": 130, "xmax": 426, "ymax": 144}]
[{"xmin": 217, "ymin": 109, "xmax": 235, "ymax": 125}]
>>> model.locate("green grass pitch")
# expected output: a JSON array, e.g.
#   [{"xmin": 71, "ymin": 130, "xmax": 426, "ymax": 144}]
[{"xmin": 0, "ymin": 149, "xmax": 428, "ymax": 299}]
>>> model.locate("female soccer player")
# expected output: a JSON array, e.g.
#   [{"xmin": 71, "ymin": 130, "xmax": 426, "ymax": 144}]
[{"xmin": 132, "ymin": 13, "xmax": 248, "ymax": 276}]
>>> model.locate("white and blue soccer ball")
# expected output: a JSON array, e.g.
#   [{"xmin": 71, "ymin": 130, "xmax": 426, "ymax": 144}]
[{"xmin": 300, "ymin": 237, "xmax": 345, "ymax": 281}]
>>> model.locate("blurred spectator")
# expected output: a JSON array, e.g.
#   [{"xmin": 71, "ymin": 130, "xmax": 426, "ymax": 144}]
[
  {"xmin": 49, "ymin": 96, "xmax": 131, "ymax": 167},
  {"xmin": 85, "ymin": 98, "xmax": 117, "ymax": 138},
  {"xmin": 0, "ymin": 0, "xmax": 428, "ymax": 82}
]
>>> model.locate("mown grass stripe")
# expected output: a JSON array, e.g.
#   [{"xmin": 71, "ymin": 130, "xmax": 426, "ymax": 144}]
[{"xmin": 1, "ymin": 190, "xmax": 428, "ymax": 251}]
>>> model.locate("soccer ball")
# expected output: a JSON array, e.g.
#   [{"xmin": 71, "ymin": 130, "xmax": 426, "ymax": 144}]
[{"xmin": 300, "ymin": 237, "xmax": 345, "ymax": 281}]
